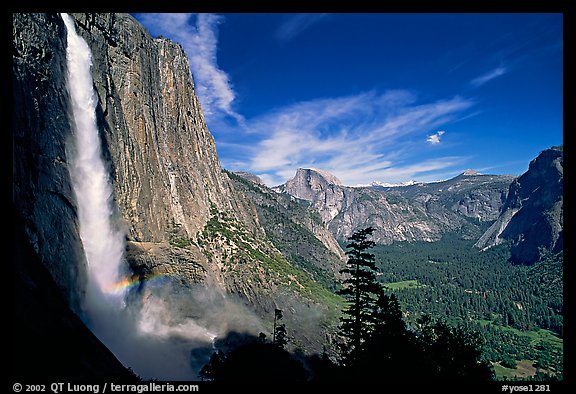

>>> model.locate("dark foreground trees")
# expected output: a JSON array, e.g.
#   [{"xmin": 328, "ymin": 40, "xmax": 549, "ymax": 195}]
[
  {"xmin": 199, "ymin": 310, "xmax": 307, "ymax": 382},
  {"xmin": 353, "ymin": 308, "xmax": 493, "ymax": 381},
  {"xmin": 340, "ymin": 228, "xmax": 493, "ymax": 381},
  {"xmin": 337, "ymin": 226, "xmax": 381, "ymax": 364},
  {"xmin": 199, "ymin": 341, "xmax": 307, "ymax": 381},
  {"xmin": 199, "ymin": 227, "xmax": 494, "ymax": 382}
]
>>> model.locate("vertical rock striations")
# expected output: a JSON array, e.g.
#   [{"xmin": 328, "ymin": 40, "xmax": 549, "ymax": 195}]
[
  {"xmin": 276, "ymin": 168, "xmax": 513, "ymax": 244},
  {"xmin": 13, "ymin": 13, "xmax": 343, "ymax": 358},
  {"xmin": 475, "ymin": 146, "xmax": 563, "ymax": 264},
  {"xmin": 13, "ymin": 14, "xmax": 135, "ymax": 377},
  {"xmin": 13, "ymin": 13, "xmax": 87, "ymax": 311},
  {"xmin": 70, "ymin": 13, "xmax": 259, "ymax": 243}
]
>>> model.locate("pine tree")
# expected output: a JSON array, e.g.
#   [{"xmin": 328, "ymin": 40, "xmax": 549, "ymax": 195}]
[
  {"xmin": 273, "ymin": 308, "xmax": 288, "ymax": 349},
  {"xmin": 337, "ymin": 227, "xmax": 381, "ymax": 364},
  {"xmin": 374, "ymin": 292, "xmax": 405, "ymax": 335},
  {"xmin": 357, "ymin": 291, "xmax": 422, "ymax": 380}
]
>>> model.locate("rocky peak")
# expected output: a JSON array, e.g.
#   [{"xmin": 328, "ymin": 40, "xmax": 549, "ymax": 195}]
[
  {"xmin": 475, "ymin": 146, "xmax": 563, "ymax": 264},
  {"xmin": 276, "ymin": 165, "xmax": 514, "ymax": 244},
  {"xmin": 279, "ymin": 168, "xmax": 342, "ymax": 201},
  {"xmin": 306, "ymin": 168, "xmax": 343, "ymax": 186},
  {"xmin": 274, "ymin": 168, "xmax": 346, "ymax": 224}
]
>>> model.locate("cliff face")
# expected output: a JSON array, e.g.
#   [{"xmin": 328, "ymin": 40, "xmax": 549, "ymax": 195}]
[
  {"xmin": 476, "ymin": 146, "xmax": 563, "ymax": 264},
  {"xmin": 70, "ymin": 13, "xmax": 259, "ymax": 243},
  {"xmin": 229, "ymin": 171, "xmax": 345, "ymax": 287},
  {"xmin": 13, "ymin": 14, "xmax": 87, "ymax": 311},
  {"xmin": 277, "ymin": 168, "xmax": 513, "ymax": 244},
  {"xmin": 13, "ymin": 13, "xmax": 342, "ymax": 361},
  {"xmin": 279, "ymin": 168, "xmax": 346, "ymax": 224},
  {"xmin": 13, "ymin": 13, "xmax": 263, "ymax": 299},
  {"xmin": 67, "ymin": 14, "xmax": 341, "ymax": 322},
  {"xmin": 12, "ymin": 208, "xmax": 136, "ymax": 380}
]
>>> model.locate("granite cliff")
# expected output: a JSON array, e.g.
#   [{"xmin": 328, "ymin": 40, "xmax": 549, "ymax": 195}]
[
  {"xmin": 12, "ymin": 12, "xmax": 562, "ymax": 378},
  {"xmin": 13, "ymin": 13, "xmax": 343, "ymax": 376},
  {"xmin": 275, "ymin": 147, "xmax": 562, "ymax": 266},
  {"xmin": 14, "ymin": 13, "xmax": 87, "ymax": 312},
  {"xmin": 475, "ymin": 146, "xmax": 563, "ymax": 264},
  {"xmin": 275, "ymin": 168, "xmax": 514, "ymax": 245}
]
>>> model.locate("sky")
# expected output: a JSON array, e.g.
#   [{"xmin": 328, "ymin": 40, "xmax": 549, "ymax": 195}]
[{"xmin": 133, "ymin": 13, "xmax": 563, "ymax": 187}]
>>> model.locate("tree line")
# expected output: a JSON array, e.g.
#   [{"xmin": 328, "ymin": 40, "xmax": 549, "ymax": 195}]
[
  {"xmin": 198, "ymin": 227, "xmax": 493, "ymax": 382},
  {"xmin": 372, "ymin": 233, "xmax": 562, "ymax": 335}
]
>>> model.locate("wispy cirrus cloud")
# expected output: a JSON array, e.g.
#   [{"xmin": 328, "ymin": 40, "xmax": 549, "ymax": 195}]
[
  {"xmin": 135, "ymin": 13, "xmax": 243, "ymax": 124},
  {"xmin": 470, "ymin": 66, "xmax": 508, "ymax": 87},
  {"xmin": 237, "ymin": 91, "xmax": 474, "ymax": 186},
  {"xmin": 276, "ymin": 13, "xmax": 329, "ymax": 41},
  {"xmin": 135, "ymin": 14, "xmax": 478, "ymax": 186}
]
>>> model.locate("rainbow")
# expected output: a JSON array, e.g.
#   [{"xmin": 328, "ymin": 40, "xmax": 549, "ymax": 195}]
[{"xmin": 103, "ymin": 272, "xmax": 172, "ymax": 295}]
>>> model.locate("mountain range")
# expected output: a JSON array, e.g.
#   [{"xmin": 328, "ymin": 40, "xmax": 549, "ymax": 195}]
[
  {"xmin": 272, "ymin": 145, "xmax": 562, "ymax": 266},
  {"xmin": 12, "ymin": 13, "xmax": 562, "ymax": 379}
]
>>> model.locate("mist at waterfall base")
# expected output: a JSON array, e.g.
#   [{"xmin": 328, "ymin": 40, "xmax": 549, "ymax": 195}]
[
  {"xmin": 62, "ymin": 13, "xmax": 261, "ymax": 380},
  {"xmin": 82, "ymin": 278, "xmax": 263, "ymax": 380}
]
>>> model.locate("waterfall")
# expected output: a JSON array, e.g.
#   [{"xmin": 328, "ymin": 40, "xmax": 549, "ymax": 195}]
[
  {"xmin": 62, "ymin": 14, "xmax": 217, "ymax": 379},
  {"xmin": 62, "ymin": 13, "xmax": 126, "ymax": 306}
]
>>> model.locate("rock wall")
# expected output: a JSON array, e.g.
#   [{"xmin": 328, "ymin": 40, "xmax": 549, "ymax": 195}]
[
  {"xmin": 476, "ymin": 146, "xmax": 563, "ymax": 264},
  {"xmin": 13, "ymin": 15, "xmax": 342, "ymax": 352},
  {"xmin": 70, "ymin": 13, "xmax": 259, "ymax": 243},
  {"xmin": 13, "ymin": 13, "xmax": 87, "ymax": 310},
  {"xmin": 278, "ymin": 168, "xmax": 513, "ymax": 244}
]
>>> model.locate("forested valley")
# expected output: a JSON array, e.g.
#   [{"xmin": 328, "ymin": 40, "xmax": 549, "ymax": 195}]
[
  {"xmin": 374, "ymin": 233, "xmax": 563, "ymax": 379},
  {"xmin": 199, "ymin": 229, "xmax": 563, "ymax": 382}
]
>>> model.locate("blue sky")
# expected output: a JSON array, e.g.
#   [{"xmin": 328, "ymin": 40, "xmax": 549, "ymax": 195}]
[{"xmin": 134, "ymin": 13, "xmax": 563, "ymax": 186}]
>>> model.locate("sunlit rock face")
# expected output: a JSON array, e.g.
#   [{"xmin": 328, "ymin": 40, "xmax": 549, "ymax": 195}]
[
  {"xmin": 70, "ymin": 13, "xmax": 259, "ymax": 245},
  {"xmin": 277, "ymin": 167, "xmax": 514, "ymax": 245},
  {"xmin": 13, "ymin": 14, "xmax": 345, "ymax": 375},
  {"xmin": 476, "ymin": 146, "xmax": 563, "ymax": 265}
]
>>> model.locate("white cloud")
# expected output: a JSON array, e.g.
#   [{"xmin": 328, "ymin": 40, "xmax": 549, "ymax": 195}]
[
  {"xmin": 242, "ymin": 91, "xmax": 473, "ymax": 186},
  {"xmin": 135, "ymin": 14, "xmax": 475, "ymax": 187},
  {"xmin": 470, "ymin": 66, "xmax": 507, "ymax": 87},
  {"xmin": 135, "ymin": 13, "xmax": 243, "ymax": 124},
  {"xmin": 276, "ymin": 14, "xmax": 328, "ymax": 41},
  {"xmin": 427, "ymin": 130, "xmax": 445, "ymax": 145}
]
